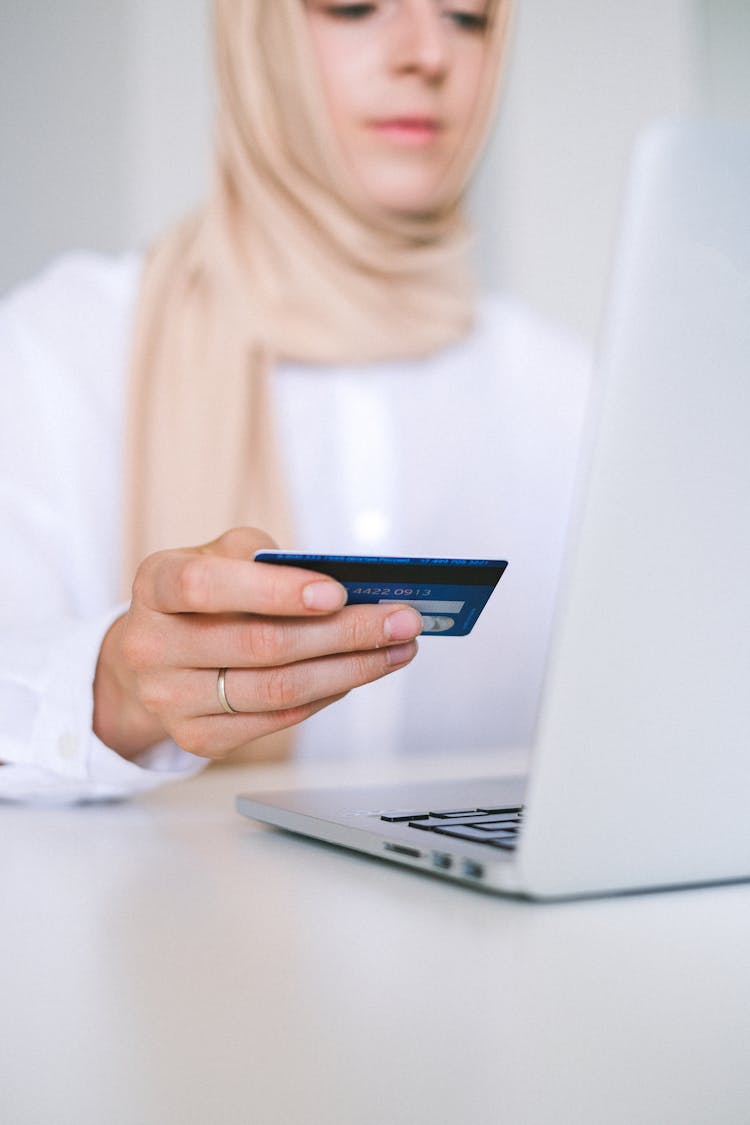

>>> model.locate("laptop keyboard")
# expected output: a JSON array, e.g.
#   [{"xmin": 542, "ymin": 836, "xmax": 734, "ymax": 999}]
[{"xmin": 379, "ymin": 805, "xmax": 524, "ymax": 851}]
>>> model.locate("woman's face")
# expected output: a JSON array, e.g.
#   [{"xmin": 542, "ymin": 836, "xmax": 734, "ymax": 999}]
[{"xmin": 305, "ymin": 0, "xmax": 493, "ymax": 216}]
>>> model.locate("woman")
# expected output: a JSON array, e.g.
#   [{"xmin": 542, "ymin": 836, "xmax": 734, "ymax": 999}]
[{"xmin": 0, "ymin": 0, "xmax": 589, "ymax": 802}]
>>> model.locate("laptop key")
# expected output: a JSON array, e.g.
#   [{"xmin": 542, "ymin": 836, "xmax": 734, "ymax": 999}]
[
  {"xmin": 428, "ymin": 809, "xmax": 481, "ymax": 817},
  {"xmin": 380, "ymin": 811, "xmax": 430, "ymax": 822},
  {"xmin": 470, "ymin": 815, "xmax": 520, "ymax": 826},
  {"xmin": 456, "ymin": 814, "xmax": 521, "ymax": 827},
  {"xmin": 408, "ymin": 815, "xmax": 516, "ymax": 830},
  {"xmin": 472, "ymin": 822, "xmax": 519, "ymax": 832},
  {"xmin": 476, "ymin": 806, "xmax": 523, "ymax": 815},
  {"xmin": 433, "ymin": 825, "xmax": 517, "ymax": 843}
]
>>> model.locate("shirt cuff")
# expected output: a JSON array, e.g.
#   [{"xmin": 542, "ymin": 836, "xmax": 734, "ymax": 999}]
[{"xmin": 0, "ymin": 604, "xmax": 207, "ymax": 804}]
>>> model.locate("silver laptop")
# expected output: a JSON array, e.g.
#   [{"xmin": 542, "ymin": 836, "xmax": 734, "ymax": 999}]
[{"xmin": 237, "ymin": 121, "xmax": 750, "ymax": 900}]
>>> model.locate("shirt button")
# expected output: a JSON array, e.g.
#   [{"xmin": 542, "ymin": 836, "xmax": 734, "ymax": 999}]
[{"xmin": 57, "ymin": 732, "xmax": 79, "ymax": 760}]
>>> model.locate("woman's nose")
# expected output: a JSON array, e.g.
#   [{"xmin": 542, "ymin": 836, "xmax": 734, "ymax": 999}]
[{"xmin": 386, "ymin": 0, "xmax": 451, "ymax": 81}]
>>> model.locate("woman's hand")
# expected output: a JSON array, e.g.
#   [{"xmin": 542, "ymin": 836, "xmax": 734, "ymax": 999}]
[{"xmin": 93, "ymin": 528, "xmax": 422, "ymax": 761}]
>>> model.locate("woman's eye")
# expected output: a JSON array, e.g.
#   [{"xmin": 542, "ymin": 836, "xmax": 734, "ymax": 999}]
[
  {"xmin": 323, "ymin": 3, "xmax": 378, "ymax": 19},
  {"xmin": 317, "ymin": 2, "xmax": 488, "ymax": 30},
  {"xmin": 445, "ymin": 9, "xmax": 489, "ymax": 33}
]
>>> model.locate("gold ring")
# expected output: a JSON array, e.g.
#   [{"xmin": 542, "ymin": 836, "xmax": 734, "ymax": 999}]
[{"xmin": 217, "ymin": 667, "xmax": 238, "ymax": 714}]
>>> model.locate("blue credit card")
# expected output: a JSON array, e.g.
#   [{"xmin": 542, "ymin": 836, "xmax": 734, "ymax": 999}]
[{"xmin": 253, "ymin": 552, "xmax": 508, "ymax": 636}]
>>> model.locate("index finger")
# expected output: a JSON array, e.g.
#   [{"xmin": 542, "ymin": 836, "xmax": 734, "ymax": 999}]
[{"xmin": 137, "ymin": 551, "xmax": 347, "ymax": 616}]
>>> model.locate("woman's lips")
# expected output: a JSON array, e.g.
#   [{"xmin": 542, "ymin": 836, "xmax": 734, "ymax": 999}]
[{"xmin": 369, "ymin": 117, "xmax": 442, "ymax": 145}]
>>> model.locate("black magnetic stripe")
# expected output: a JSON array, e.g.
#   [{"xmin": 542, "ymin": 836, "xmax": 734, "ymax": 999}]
[{"xmin": 257, "ymin": 557, "xmax": 508, "ymax": 587}]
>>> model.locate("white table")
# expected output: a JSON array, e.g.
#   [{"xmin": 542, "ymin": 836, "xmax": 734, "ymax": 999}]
[{"xmin": 3, "ymin": 750, "xmax": 749, "ymax": 1125}]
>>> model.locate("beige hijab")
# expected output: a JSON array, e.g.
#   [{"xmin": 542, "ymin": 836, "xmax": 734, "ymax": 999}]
[{"xmin": 121, "ymin": 0, "xmax": 511, "ymax": 592}]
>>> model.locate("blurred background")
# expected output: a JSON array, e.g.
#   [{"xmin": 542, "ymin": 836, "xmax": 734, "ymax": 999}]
[{"xmin": 1, "ymin": 0, "xmax": 749, "ymax": 345}]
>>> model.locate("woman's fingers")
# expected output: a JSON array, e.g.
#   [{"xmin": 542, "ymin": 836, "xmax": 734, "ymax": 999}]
[
  {"xmin": 147, "ymin": 639, "xmax": 418, "ymax": 722},
  {"xmin": 134, "ymin": 531, "xmax": 347, "ymax": 617},
  {"xmin": 171, "ymin": 692, "xmax": 351, "ymax": 761},
  {"xmin": 219, "ymin": 640, "xmax": 418, "ymax": 714},
  {"xmin": 107, "ymin": 527, "xmax": 424, "ymax": 762},
  {"xmin": 149, "ymin": 603, "xmax": 423, "ymax": 669}
]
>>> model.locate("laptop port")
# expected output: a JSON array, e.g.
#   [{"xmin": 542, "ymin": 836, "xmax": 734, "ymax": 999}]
[
  {"xmin": 384, "ymin": 843, "xmax": 421, "ymax": 859},
  {"xmin": 431, "ymin": 851, "xmax": 453, "ymax": 870},
  {"xmin": 461, "ymin": 859, "xmax": 484, "ymax": 879}
]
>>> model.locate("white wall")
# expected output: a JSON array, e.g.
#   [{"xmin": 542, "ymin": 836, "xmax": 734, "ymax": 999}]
[
  {"xmin": 0, "ymin": 2, "xmax": 133, "ymax": 289},
  {"xmin": 2, "ymin": 2, "xmax": 748, "ymax": 343},
  {"xmin": 120, "ymin": 1, "xmax": 212, "ymax": 248},
  {"xmin": 0, "ymin": 1, "xmax": 212, "ymax": 292},
  {"xmin": 472, "ymin": 0, "xmax": 707, "ymax": 337},
  {"xmin": 705, "ymin": 0, "xmax": 750, "ymax": 120}
]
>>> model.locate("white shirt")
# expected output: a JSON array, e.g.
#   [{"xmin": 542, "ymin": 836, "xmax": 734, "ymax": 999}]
[{"xmin": 0, "ymin": 252, "xmax": 590, "ymax": 802}]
